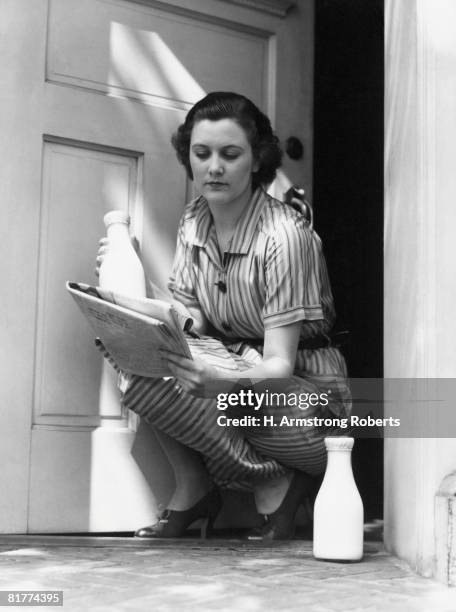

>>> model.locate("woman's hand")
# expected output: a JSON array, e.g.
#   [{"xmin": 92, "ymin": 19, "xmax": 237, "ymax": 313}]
[
  {"xmin": 95, "ymin": 236, "xmax": 140, "ymax": 277},
  {"xmin": 161, "ymin": 350, "xmax": 224, "ymax": 398},
  {"xmin": 95, "ymin": 237, "xmax": 109, "ymax": 277},
  {"xmin": 161, "ymin": 322, "xmax": 303, "ymax": 398}
]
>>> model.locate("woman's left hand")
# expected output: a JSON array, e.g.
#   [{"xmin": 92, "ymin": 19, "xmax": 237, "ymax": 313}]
[{"xmin": 161, "ymin": 350, "xmax": 223, "ymax": 398}]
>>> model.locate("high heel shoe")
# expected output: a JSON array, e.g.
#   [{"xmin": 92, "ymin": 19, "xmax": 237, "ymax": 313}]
[
  {"xmin": 134, "ymin": 488, "xmax": 222, "ymax": 539},
  {"xmin": 248, "ymin": 471, "xmax": 315, "ymax": 541}
]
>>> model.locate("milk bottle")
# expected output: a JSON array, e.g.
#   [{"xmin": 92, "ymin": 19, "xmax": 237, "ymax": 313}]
[
  {"xmin": 99, "ymin": 210, "xmax": 146, "ymax": 298},
  {"xmin": 313, "ymin": 436, "xmax": 364, "ymax": 561}
]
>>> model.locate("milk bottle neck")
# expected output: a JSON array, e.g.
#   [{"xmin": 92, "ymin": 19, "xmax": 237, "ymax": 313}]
[
  {"xmin": 325, "ymin": 449, "xmax": 353, "ymax": 478},
  {"xmin": 106, "ymin": 221, "xmax": 130, "ymax": 242}
]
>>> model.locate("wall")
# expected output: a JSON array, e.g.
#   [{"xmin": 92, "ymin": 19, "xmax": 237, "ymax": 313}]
[{"xmin": 384, "ymin": 0, "xmax": 456, "ymax": 577}]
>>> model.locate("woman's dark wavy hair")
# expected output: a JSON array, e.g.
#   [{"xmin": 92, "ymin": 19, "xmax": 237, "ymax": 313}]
[{"xmin": 171, "ymin": 92, "xmax": 282, "ymax": 190}]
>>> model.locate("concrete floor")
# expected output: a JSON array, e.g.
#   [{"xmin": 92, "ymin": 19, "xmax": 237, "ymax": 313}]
[{"xmin": 0, "ymin": 534, "xmax": 455, "ymax": 612}]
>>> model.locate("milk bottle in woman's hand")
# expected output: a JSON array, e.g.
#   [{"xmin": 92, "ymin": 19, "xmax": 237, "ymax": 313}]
[{"xmin": 99, "ymin": 210, "xmax": 146, "ymax": 298}]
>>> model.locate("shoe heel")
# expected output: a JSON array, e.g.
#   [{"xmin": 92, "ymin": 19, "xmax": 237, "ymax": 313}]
[
  {"xmin": 200, "ymin": 516, "xmax": 214, "ymax": 539},
  {"xmin": 201, "ymin": 489, "xmax": 222, "ymax": 539}
]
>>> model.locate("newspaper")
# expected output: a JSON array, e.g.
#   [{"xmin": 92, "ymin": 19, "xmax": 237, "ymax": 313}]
[{"xmin": 66, "ymin": 282, "xmax": 193, "ymax": 377}]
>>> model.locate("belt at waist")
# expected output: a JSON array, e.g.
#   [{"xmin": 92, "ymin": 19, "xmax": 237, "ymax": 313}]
[{"xmin": 227, "ymin": 331, "xmax": 350, "ymax": 351}]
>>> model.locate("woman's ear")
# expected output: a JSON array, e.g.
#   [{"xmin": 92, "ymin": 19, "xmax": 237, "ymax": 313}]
[{"xmin": 252, "ymin": 158, "xmax": 260, "ymax": 173}]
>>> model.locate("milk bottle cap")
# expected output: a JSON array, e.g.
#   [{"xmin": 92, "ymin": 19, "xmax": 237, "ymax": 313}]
[
  {"xmin": 104, "ymin": 210, "xmax": 130, "ymax": 227},
  {"xmin": 324, "ymin": 436, "xmax": 354, "ymax": 451}
]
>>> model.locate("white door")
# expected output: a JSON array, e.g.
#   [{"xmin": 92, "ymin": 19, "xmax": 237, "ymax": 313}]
[{"xmin": 1, "ymin": 0, "xmax": 313, "ymax": 532}]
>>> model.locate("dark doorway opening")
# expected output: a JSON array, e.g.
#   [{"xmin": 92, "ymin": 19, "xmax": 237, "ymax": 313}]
[{"xmin": 313, "ymin": 0, "xmax": 384, "ymax": 519}]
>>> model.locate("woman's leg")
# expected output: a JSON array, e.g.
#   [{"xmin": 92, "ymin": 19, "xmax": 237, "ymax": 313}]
[
  {"xmin": 152, "ymin": 429, "xmax": 213, "ymax": 510},
  {"xmin": 122, "ymin": 375, "xmax": 287, "ymax": 487},
  {"xmin": 249, "ymin": 470, "xmax": 316, "ymax": 540},
  {"xmin": 135, "ymin": 428, "xmax": 222, "ymax": 538},
  {"xmin": 253, "ymin": 472, "xmax": 293, "ymax": 514}
]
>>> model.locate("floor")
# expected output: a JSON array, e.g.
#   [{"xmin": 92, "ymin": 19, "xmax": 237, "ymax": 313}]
[{"xmin": 0, "ymin": 533, "xmax": 454, "ymax": 612}]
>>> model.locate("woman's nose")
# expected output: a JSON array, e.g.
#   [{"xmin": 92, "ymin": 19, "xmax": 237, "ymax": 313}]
[{"xmin": 208, "ymin": 155, "xmax": 224, "ymax": 176}]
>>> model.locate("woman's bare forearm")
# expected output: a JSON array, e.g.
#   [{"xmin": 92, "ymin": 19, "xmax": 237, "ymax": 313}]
[{"xmin": 215, "ymin": 356, "xmax": 294, "ymax": 384}]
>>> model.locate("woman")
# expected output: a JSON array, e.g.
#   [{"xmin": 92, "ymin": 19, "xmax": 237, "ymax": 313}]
[{"xmin": 98, "ymin": 92, "xmax": 350, "ymax": 540}]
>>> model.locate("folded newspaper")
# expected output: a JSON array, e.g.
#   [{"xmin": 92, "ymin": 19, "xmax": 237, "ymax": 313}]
[
  {"xmin": 67, "ymin": 281, "xmax": 195, "ymax": 378},
  {"xmin": 67, "ymin": 282, "xmax": 241, "ymax": 378}
]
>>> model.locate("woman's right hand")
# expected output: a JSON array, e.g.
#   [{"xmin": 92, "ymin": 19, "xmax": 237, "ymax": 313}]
[{"xmin": 95, "ymin": 237, "xmax": 109, "ymax": 277}]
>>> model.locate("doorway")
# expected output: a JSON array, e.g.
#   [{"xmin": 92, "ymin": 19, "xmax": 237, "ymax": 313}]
[{"xmin": 313, "ymin": 0, "xmax": 384, "ymax": 520}]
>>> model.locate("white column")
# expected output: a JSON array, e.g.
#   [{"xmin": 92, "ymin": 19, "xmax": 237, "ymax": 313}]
[{"xmin": 384, "ymin": 0, "xmax": 456, "ymax": 578}]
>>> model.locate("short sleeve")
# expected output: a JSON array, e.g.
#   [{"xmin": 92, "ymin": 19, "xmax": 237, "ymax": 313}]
[
  {"xmin": 262, "ymin": 217, "xmax": 325, "ymax": 329},
  {"xmin": 168, "ymin": 221, "xmax": 199, "ymax": 308}
]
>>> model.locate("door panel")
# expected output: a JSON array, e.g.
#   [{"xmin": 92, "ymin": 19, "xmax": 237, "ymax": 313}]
[
  {"xmin": 35, "ymin": 140, "xmax": 138, "ymax": 425},
  {"xmin": 47, "ymin": 0, "xmax": 268, "ymax": 108}
]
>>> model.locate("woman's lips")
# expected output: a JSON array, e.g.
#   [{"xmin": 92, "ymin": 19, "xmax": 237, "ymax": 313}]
[{"xmin": 205, "ymin": 181, "xmax": 228, "ymax": 188}]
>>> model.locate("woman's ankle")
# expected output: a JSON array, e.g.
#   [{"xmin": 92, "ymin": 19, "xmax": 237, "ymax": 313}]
[
  {"xmin": 253, "ymin": 472, "xmax": 293, "ymax": 514},
  {"xmin": 167, "ymin": 480, "xmax": 213, "ymax": 511}
]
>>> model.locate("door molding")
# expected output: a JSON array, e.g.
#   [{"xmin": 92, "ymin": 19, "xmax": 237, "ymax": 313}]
[
  {"xmin": 219, "ymin": 0, "xmax": 296, "ymax": 18},
  {"xmin": 114, "ymin": 0, "xmax": 281, "ymax": 30}
]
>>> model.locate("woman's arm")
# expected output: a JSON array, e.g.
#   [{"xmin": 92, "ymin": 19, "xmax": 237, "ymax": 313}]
[
  {"xmin": 162, "ymin": 320, "xmax": 302, "ymax": 397},
  {"xmin": 243, "ymin": 321, "xmax": 301, "ymax": 379}
]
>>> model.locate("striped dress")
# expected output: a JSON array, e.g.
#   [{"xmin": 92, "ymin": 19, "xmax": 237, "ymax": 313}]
[{"xmin": 121, "ymin": 188, "xmax": 350, "ymax": 488}]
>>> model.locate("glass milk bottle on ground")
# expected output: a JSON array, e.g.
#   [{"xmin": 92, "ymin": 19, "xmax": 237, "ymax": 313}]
[
  {"xmin": 313, "ymin": 437, "xmax": 364, "ymax": 561},
  {"xmin": 99, "ymin": 210, "xmax": 146, "ymax": 298}
]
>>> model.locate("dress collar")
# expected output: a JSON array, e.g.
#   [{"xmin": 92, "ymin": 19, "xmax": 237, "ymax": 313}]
[{"xmin": 188, "ymin": 187, "xmax": 267, "ymax": 255}]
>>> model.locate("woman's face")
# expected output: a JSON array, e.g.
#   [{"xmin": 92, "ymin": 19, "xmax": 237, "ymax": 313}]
[{"xmin": 189, "ymin": 118, "xmax": 259, "ymax": 209}]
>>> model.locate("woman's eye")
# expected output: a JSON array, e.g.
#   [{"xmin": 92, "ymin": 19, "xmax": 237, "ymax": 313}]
[
  {"xmin": 222, "ymin": 151, "xmax": 240, "ymax": 160},
  {"xmin": 192, "ymin": 148, "xmax": 241, "ymax": 160}
]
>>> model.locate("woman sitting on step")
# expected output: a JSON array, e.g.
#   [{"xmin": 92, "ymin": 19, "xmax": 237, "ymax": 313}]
[{"xmin": 97, "ymin": 91, "xmax": 350, "ymax": 541}]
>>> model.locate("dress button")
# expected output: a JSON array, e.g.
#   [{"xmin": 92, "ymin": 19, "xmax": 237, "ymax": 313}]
[
  {"xmin": 222, "ymin": 323, "xmax": 232, "ymax": 332},
  {"xmin": 216, "ymin": 281, "xmax": 227, "ymax": 293}
]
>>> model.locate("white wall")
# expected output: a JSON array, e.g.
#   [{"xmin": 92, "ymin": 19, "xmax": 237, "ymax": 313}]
[{"xmin": 384, "ymin": 0, "xmax": 456, "ymax": 578}]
